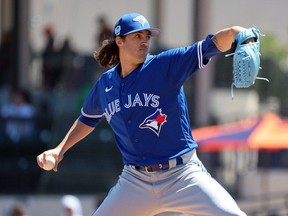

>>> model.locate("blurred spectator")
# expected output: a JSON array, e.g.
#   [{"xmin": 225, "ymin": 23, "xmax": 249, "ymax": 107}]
[
  {"xmin": 41, "ymin": 25, "xmax": 62, "ymax": 90},
  {"xmin": 0, "ymin": 89, "xmax": 36, "ymax": 143},
  {"xmin": 96, "ymin": 16, "xmax": 113, "ymax": 47},
  {"xmin": 0, "ymin": 29, "xmax": 15, "ymax": 87},
  {"xmin": 61, "ymin": 195, "xmax": 83, "ymax": 216},
  {"xmin": 58, "ymin": 37, "xmax": 79, "ymax": 90},
  {"xmin": 8, "ymin": 203, "xmax": 27, "ymax": 216}
]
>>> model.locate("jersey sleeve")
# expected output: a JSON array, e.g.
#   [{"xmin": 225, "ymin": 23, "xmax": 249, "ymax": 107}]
[
  {"xmin": 78, "ymin": 81, "xmax": 105, "ymax": 127},
  {"xmin": 156, "ymin": 34, "xmax": 220, "ymax": 88},
  {"xmin": 201, "ymin": 34, "xmax": 221, "ymax": 61}
]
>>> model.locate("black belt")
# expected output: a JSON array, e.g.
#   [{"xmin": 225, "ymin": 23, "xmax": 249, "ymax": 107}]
[{"xmin": 133, "ymin": 156, "xmax": 184, "ymax": 173}]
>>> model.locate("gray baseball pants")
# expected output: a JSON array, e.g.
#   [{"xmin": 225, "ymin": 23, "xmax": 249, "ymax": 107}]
[{"xmin": 92, "ymin": 150, "xmax": 246, "ymax": 216}]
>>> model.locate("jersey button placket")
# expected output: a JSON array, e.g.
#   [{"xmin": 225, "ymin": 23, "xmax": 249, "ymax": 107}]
[{"xmin": 121, "ymin": 82, "xmax": 125, "ymax": 96}]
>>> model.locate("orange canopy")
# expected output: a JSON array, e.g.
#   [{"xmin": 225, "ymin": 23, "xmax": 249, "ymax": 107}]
[
  {"xmin": 248, "ymin": 113, "xmax": 288, "ymax": 149},
  {"xmin": 193, "ymin": 113, "xmax": 288, "ymax": 152}
]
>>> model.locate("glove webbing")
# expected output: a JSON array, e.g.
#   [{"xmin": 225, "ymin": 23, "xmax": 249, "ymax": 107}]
[{"xmin": 225, "ymin": 43, "xmax": 269, "ymax": 99}]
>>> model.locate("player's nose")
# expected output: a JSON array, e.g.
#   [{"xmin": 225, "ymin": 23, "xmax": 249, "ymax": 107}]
[{"xmin": 141, "ymin": 40, "xmax": 149, "ymax": 47}]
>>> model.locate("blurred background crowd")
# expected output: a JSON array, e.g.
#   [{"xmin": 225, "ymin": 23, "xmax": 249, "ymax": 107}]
[{"xmin": 1, "ymin": 0, "xmax": 288, "ymax": 215}]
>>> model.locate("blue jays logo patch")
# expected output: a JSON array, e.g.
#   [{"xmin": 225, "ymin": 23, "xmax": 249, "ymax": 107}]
[
  {"xmin": 132, "ymin": 15, "xmax": 148, "ymax": 27},
  {"xmin": 139, "ymin": 108, "xmax": 167, "ymax": 136},
  {"xmin": 114, "ymin": 25, "xmax": 121, "ymax": 37}
]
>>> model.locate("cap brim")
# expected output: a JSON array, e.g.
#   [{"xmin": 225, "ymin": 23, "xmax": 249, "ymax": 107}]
[{"xmin": 123, "ymin": 27, "xmax": 160, "ymax": 37}]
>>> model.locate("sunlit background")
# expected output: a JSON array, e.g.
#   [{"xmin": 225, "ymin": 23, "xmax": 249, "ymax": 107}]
[{"xmin": 1, "ymin": 0, "xmax": 288, "ymax": 215}]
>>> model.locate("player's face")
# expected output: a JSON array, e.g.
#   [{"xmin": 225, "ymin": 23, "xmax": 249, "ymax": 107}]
[{"xmin": 119, "ymin": 30, "xmax": 151, "ymax": 64}]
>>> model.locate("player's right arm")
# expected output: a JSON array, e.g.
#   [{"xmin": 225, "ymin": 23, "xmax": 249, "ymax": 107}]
[{"xmin": 36, "ymin": 119, "xmax": 94, "ymax": 171}]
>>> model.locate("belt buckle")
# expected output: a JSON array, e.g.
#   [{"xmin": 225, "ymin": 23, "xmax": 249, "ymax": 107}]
[
  {"xmin": 144, "ymin": 166, "xmax": 150, "ymax": 172},
  {"xmin": 144, "ymin": 165, "xmax": 157, "ymax": 174}
]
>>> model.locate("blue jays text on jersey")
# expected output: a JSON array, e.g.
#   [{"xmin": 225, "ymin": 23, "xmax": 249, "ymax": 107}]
[
  {"xmin": 79, "ymin": 34, "xmax": 221, "ymax": 166},
  {"xmin": 98, "ymin": 93, "xmax": 160, "ymax": 122}
]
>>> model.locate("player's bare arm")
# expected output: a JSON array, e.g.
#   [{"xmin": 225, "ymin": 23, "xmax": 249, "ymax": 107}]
[
  {"xmin": 37, "ymin": 119, "xmax": 94, "ymax": 171},
  {"xmin": 212, "ymin": 26, "xmax": 246, "ymax": 52},
  {"xmin": 57, "ymin": 119, "xmax": 94, "ymax": 154}
]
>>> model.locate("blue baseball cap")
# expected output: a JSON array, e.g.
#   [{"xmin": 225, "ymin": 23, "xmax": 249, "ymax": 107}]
[{"xmin": 113, "ymin": 13, "xmax": 160, "ymax": 39}]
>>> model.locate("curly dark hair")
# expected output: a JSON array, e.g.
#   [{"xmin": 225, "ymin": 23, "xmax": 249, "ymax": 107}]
[{"xmin": 93, "ymin": 39, "xmax": 120, "ymax": 68}]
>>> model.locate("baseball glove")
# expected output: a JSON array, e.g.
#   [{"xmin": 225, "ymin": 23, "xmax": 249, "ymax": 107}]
[{"xmin": 226, "ymin": 27, "xmax": 269, "ymax": 98}]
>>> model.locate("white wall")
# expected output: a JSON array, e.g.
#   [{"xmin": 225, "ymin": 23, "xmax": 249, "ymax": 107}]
[
  {"xmin": 211, "ymin": 0, "xmax": 288, "ymax": 42},
  {"xmin": 29, "ymin": 0, "xmax": 177, "ymax": 54},
  {"xmin": 29, "ymin": 0, "xmax": 288, "ymax": 55}
]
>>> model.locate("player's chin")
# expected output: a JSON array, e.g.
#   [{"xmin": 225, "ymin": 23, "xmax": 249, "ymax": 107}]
[
  {"xmin": 138, "ymin": 48, "xmax": 148, "ymax": 54},
  {"xmin": 137, "ymin": 51, "xmax": 148, "ymax": 61}
]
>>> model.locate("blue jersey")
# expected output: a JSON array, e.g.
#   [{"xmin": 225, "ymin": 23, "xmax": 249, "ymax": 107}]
[{"xmin": 79, "ymin": 34, "xmax": 220, "ymax": 166}]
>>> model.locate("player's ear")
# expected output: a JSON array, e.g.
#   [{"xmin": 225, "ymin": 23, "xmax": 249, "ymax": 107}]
[{"xmin": 115, "ymin": 37, "xmax": 124, "ymax": 46}]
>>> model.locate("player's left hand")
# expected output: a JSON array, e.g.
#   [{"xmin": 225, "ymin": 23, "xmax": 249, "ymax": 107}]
[{"xmin": 225, "ymin": 27, "xmax": 269, "ymax": 98}]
